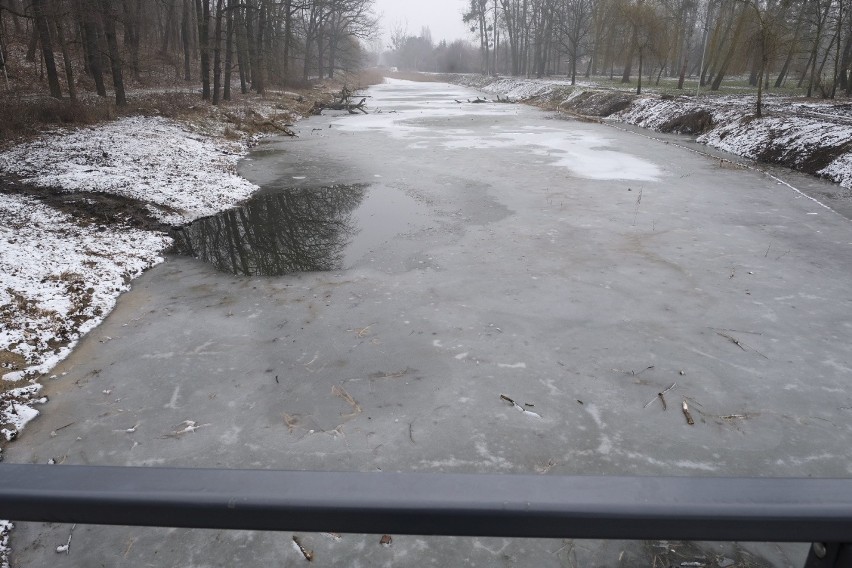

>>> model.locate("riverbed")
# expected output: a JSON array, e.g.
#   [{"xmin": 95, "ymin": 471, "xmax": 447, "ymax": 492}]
[{"xmin": 7, "ymin": 78, "xmax": 852, "ymax": 567}]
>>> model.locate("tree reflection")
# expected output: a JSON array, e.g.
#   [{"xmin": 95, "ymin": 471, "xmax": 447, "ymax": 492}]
[{"xmin": 172, "ymin": 184, "xmax": 367, "ymax": 276}]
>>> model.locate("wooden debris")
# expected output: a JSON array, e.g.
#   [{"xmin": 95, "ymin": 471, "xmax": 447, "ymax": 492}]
[
  {"xmin": 369, "ymin": 368, "xmax": 410, "ymax": 380},
  {"xmin": 283, "ymin": 413, "xmax": 300, "ymax": 432},
  {"xmin": 617, "ymin": 365, "xmax": 654, "ymax": 376},
  {"xmin": 644, "ymin": 382, "xmax": 676, "ymax": 409},
  {"xmin": 311, "ymin": 86, "xmax": 369, "ymax": 115},
  {"xmin": 380, "ymin": 535, "xmax": 392, "ymax": 546},
  {"xmin": 682, "ymin": 400, "xmax": 695, "ymax": 425},
  {"xmin": 500, "ymin": 394, "xmax": 542, "ymax": 418},
  {"xmin": 55, "ymin": 524, "xmax": 75, "ymax": 554},
  {"xmin": 332, "ymin": 385, "xmax": 362, "ymax": 418},
  {"xmin": 535, "ymin": 458, "xmax": 557, "ymax": 474},
  {"xmin": 222, "ymin": 110, "xmax": 296, "ymax": 136},
  {"xmin": 162, "ymin": 420, "xmax": 208, "ymax": 438},
  {"xmin": 715, "ymin": 331, "xmax": 769, "ymax": 359},
  {"xmin": 292, "ymin": 536, "xmax": 313, "ymax": 561}
]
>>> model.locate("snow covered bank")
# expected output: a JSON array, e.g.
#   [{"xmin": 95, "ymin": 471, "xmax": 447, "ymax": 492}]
[
  {"xmin": 0, "ymin": 116, "xmax": 260, "ymax": 226},
  {"xmin": 445, "ymin": 74, "xmax": 852, "ymax": 190},
  {"xmin": 0, "ymin": 107, "xmax": 285, "ymax": 445}
]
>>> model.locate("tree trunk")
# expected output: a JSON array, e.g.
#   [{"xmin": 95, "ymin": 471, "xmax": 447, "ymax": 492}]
[
  {"xmin": 53, "ymin": 12, "xmax": 77, "ymax": 101},
  {"xmin": 121, "ymin": 0, "xmax": 141, "ymax": 77},
  {"xmin": 245, "ymin": 0, "xmax": 258, "ymax": 89},
  {"xmin": 32, "ymin": 0, "xmax": 63, "ymax": 98},
  {"xmin": 636, "ymin": 47, "xmax": 643, "ymax": 94},
  {"xmin": 830, "ymin": 2, "xmax": 844, "ymax": 98},
  {"xmin": 100, "ymin": 0, "xmax": 126, "ymax": 105},
  {"xmin": 806, "ymin": 0, "xmax": 831, "ymax": 97},
  {"xmin": 756, "ymin": 53, "xmax": 765, "ymax": 117},
  {"xmin": 223, "ymin": 0, "xmax": 234, "ymax": 100},
  {"xmin": 161, "ymin": 0, "xmax": 177, "ymax": 54},
  {"xmin": 77, "ymin": 0, "xmax": 107, "ymax": 96},
  {"xmin": 282, "ymin": 0, "xmax": 291, "ymax": 84},
  {"xmin": 26, "ymin": 20, "xmax": 38, "ymax": 62},
  {"xmin": 839, "ymin": 31, "xmax": 851, "ymax": 92},
  {"xmin": 254, "ymin": 0, "xmax": 265, "ymax": 93},
  {"xmin": 710, "ymin": 6, "xmax": 747, "ymax": 90},
  {"xmin": 195, "ymin": 0, "xmax": 210, "ymax": 100},
  {"xmin": 775, "ymin": 0, "xmax": 806, "ymax": 88},
  {"xmin": 212, "ymin": 0, "xmax": 223, "ymax": 104},
  {"xmin": 182, "ymin": 0, "xmax": 192, "ymax": 80}
]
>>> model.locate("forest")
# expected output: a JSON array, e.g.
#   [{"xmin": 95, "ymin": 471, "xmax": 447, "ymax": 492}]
[
  {"xmin": 0, "ymin": 0, "xmax": 849, "ymax": 120},
  {"xmin": 385, "ymin": 0, "xmax": 851, "ymax": 99},
  {"xmin": 0, "ymin": 0, "xmax": 378, "ymax": 106}
]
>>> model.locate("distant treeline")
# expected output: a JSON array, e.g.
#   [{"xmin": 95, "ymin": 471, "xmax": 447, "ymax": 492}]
[
  {"xmin": 0, "ymin": 0, "xmax": 378, "ymax": 105},
  {"xmin": 385, "ymin": 0, "xmax": 851, "ymax": 98}
]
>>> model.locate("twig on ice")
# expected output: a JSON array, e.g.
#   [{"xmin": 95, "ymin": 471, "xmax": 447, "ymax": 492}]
[
  {"xmin": 644, "ymin": 382, "xmax": 676, "ymax": 408},
  {"xmin": 55, "ymin": 524, "xmax": 76, "ymax": 554},
  {"xmin": 682, "ymin": 401, "xmax": 695, "ymax": 425},
  {"xmin": 292, "ymin": 536, "xmax": 313, "ymax": 561}
]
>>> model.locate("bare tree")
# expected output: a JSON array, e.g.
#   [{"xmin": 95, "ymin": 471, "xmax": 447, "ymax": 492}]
[{"xmin": 32, "ymin": 0, "xmax": 63, "ymax": 98}]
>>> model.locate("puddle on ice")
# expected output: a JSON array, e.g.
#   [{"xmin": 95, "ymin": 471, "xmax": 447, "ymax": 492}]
[{"xmin": 171, "ymin": 183, "xmax": 426, "ymax": 276}]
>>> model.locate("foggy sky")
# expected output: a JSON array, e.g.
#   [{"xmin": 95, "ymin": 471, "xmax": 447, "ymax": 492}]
[{"xmin": 372, "ymin": 0, "xmax": 471, "ymax": 46}]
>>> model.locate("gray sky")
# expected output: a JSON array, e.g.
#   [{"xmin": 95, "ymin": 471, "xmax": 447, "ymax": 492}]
[{"xmin": 372, "ymin": 0, "xmax": 471, "ymax": 47}]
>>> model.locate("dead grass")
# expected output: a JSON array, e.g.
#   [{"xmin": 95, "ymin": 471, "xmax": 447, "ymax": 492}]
[
  {"xmin": 0, "ymin": 95, "xmax": 117, "ymax": 144},
  {"xmin": 0, "ymin": 350, "xmax": 27, "ymax": 380},
  {"xmin": 659, "ymin": 110, "xmax": 715, "ymax": 134}
]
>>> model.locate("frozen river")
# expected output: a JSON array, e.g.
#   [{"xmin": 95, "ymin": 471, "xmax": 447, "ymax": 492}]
[{"xmin": 7, "ymin": 79, "xmax": 852, "ymax": 566}]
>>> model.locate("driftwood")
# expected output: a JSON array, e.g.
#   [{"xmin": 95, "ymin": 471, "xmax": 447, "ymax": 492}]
[
  {"xmin": 312, "ymin": 86, "xmax": 369, "ymax": 115},
  {"xmin": 222, "ymin": 111, "xmax": 296, "ymax": 136},
  {"xmin": 454, "ymin": 97, "xmax": 491, "ymax": 104}
]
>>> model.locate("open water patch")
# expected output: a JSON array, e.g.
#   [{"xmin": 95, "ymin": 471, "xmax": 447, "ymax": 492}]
[
  {"xmin": 171, "ymin": 182, "xmax": 429, "ymax": 276},
  {"xmin": 171, "ymin": 184, "xmax": 367, "ymax": 276}
]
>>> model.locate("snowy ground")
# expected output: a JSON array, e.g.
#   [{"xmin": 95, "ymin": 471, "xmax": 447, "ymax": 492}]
[{"xmin": 446, "ymin": 74, "xmax": 852, "ymax": 190}]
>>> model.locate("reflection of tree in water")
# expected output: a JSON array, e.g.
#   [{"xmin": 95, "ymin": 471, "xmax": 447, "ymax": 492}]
[{"xmin": 172, "ymin": 184, "xmax": 367, "ymax": 276}]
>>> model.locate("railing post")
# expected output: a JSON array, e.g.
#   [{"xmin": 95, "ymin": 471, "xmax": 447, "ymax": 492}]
[{"xmin": 805, "ymin": 543, "xmax": 852, "ymax": 568}]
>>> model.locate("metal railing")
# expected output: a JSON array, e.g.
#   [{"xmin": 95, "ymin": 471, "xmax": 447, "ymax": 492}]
[{"xmin": 0, "ymin": 465, "xmax": 850, "ymax": 567}]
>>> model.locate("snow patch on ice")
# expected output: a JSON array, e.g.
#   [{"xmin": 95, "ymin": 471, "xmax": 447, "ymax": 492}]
[{"xmin": 443, "ymin": 130, "xmax": 660, "ymax": 180}]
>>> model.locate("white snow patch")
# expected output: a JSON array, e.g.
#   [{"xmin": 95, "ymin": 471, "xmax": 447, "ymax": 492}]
[
  {"xmin": 1, "ymin": 520, "xmax": 12, "ymax": 568},
  {"xmin": 0, "ymin": 193, "xmax": 170, "ymax": 377},
  {"xmin": 443, "ymin": 130, "xmax": 660, "ymax": 180},
  {"xmin": 0, "ymin": 116, "xmax": 260, "ymax": 225},
  {"xmin": 447, "ymin": 75, "xmax": 852, "ymax": 190}
]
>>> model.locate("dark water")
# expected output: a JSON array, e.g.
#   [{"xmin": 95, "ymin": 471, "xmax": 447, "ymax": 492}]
[{"xmin": 171, "ymin": 184, "xmax": 367, "ymax": 276}]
